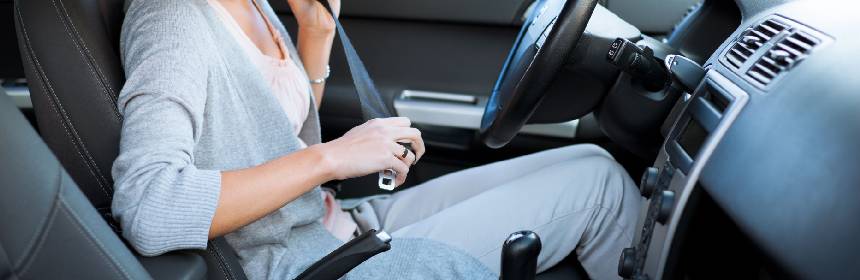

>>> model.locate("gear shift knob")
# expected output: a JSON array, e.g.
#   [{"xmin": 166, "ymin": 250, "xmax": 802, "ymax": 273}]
[{"xmin": 500, "ymin": 230, "xmax": 542, "ymax": 280}]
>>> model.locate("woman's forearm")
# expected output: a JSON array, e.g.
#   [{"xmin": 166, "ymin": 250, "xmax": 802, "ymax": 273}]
[
  {"xmin": 209, "ymin": 144, "xmax": 334, "ymax": 238},
  {"xmin": 297, "ymin": 28, "xmax": 335, "ymax": 108},
  {"xmin": 207, "ymin": 117, "xmax": 425, "ymax": 238}
]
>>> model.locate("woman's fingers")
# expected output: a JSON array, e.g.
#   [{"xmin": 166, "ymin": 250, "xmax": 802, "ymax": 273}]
[
  {"xmin": 384, "ymin": 142, "xmax": 410, "ymax": 186},
  {"xmin": 367, "ymin": 117, "xmax": 425, "ymax": 161},
  {"xmin": 386, "ymin": 156, "xmax": 409, "ymax": 185},
  {"xmin": 393, "ymin": 162, "xmax": 408, "ymax": 186},
  {"xmin": 384, "ymin": 126, "xmax": 425, "ymax": 161},
  {"xmin": 369, "ymin": 117, "xmax": 411, "ymax": 128},
  {"xmin": 388, "ymin": 141, "xmax": 416, "ymax": 166}
]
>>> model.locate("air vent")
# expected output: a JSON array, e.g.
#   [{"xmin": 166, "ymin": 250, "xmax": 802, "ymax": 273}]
[
  {"xmin": 723, "ymin": 19, "xmax": 788, "ymax": 69},
  {"xmin": 747, "ymin": 31, "xmax": 822, "ymax": 85}
]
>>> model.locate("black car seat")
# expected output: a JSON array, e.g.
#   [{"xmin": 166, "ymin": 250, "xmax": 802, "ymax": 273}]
[
  {"xmin": 0, "ymin": 92, "xmax": 145, "ymax": 279},
  {"xmin": 12, "ymin": 0, "xmax": 246, "ymax": 279}
]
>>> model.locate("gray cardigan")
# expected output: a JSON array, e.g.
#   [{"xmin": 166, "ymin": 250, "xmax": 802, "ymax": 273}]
[{"xmin": 112, "ymin": 0, "xmax": 494, "ymax": 279}]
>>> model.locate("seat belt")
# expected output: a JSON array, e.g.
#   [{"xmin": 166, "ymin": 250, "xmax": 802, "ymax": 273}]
[
  {"xmin": 317, "ymin": 1, "xmax": 392, "ymax": 120},
  {"xmin": 317, "ymin": 1, "xmax": 407, "ymax": 191}
]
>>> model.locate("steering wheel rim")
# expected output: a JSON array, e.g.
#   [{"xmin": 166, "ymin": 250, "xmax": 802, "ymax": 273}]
[{"xmin": 480, "ymin": 0, "xmax": 598, "ymax": 148}]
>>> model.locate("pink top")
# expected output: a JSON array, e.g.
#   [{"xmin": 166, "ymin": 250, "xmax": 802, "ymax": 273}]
[{"xmin": 209, "ymin": 0, "xmax": 357, "ymax": 241}]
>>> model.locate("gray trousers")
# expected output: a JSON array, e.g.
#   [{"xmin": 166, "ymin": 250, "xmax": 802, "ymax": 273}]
[{"xmin": 346, "ymin": 144, "xmax": 641, "ymax": 280}]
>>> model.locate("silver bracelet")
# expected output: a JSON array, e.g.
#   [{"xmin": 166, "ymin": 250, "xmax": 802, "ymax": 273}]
[{"xmin": 309, "ymin": 65, "xmax": 331, "ymax": 85}]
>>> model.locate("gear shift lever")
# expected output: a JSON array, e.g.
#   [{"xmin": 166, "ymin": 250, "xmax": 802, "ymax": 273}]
[{"xmin": 500, "ymin": 231, "xmax": 542, "ymax": 280}]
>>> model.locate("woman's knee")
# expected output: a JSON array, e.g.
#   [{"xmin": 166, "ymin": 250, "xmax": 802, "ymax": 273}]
[
  {"xmin": 574, "ymin": 155, "xmax": 641, "ymax": 226},
  {"xmin": 553, "ymin": 153, "xmax": 637, "ymax": 209},
  {"xmin": 551, "ymin": 143, "xmax": 615, "ymax": 162}
]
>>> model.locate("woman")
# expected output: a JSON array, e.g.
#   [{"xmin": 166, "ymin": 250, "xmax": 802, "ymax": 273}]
[{"xmin": 112, "ymin": 0, "xmax": 641, "ymax": 279}]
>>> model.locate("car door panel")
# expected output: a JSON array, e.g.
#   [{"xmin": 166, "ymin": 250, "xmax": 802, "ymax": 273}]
[
  {"xmin": 271, "ymin": 0, "xmax": 532, "ymax": 25},
  {"xmin": 277, "ymin": 16, "xmax": 519, "ymax": 142}
]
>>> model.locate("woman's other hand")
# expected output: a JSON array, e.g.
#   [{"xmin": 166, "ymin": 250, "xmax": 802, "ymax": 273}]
[
  {"xmin": 314, "ymin": 117, "xmax": 426, "ymax": 187},
  {"xmin": 286, "ymin": 0, "xmax": 340, "ymax": 33}
]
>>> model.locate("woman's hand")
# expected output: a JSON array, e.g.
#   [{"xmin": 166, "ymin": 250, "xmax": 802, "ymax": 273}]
[
  {"xmin": 290, "ymin": 0, "xmax": 339, "ymax": 106},
  {"xmin": 286, "ymin": 0, "xmax": 340, "ymax": 34},
  {"xmin": 315, "ymin": 117, "xmax": 425, "ymax": 187}
]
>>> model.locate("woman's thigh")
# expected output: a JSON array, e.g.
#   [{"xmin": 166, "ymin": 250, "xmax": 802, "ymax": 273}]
[
  {"xmin": 388, "ymin": 151, "xmax": 641, "ymax": 278},
  {"xmin": 371, "ymin": 144, "xmax": 615, "ymax": 231}
]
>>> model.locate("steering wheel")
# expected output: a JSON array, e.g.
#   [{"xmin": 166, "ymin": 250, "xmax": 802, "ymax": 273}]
[{"xmin": 480, "ymin": 0, "xmax": 598, "ymax": 148}]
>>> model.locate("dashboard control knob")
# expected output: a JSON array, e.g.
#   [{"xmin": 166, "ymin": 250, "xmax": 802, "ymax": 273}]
[
  {"xmin": 618, "ymin": 247, "xmax": 637, "ymax": 279},
  {"xmin": 639, "ymin": 167, "xmax": 659, "ymax": 198},
  {"xmin": 657, "ymin": 190, "xmax": 676, "ymax": 224}
]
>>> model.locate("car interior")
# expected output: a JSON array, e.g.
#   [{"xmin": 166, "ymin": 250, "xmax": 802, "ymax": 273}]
[{"xmin": 2, "ymin": 0, "xmax": 859, "ymax": 279}]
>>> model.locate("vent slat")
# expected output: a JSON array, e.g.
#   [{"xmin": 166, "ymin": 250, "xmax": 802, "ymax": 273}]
[
  {"xmin": 731, "ymin": 46, "xmax": 752, "ymax": 58},
  {"xmin": 774, "ymin": 43, "xmax": 804, "ymax": 57},
  {"xmin": 758, "ymin": 56, "xmax": 781, "ymax": 69},
  {"xmin": 762, "ymin": 19, "xmax": 788, "ymax": 32},
  {"xmin": 752, "ymin": 62, "xmax": 779, "ymax": 78},
  {"xmin": 784, "ymin": 36, "xmax": 814, "ymax": 51},
  {"xmin": 749, "ymin": 29, "xmax": 773, "ymax": 40},
  {"xmin": 739, "ymin": 41, "xmax": 761, "ymax": 50},
  {"xmin": 726, "ymin": 55, "xmax": 743, "ymax": 68},
  {"xmin": 726, "ymin": 56, "xmax": 743, "ymax": 68},
  {"xmin": 758, "ymin": 24, "xmax": 782, "ymax": 36},
  {"xmin": 792, "ymin": 31, "xmax": 820, "ymax": 46},
  {"xmin": 747, "ymin": 70, "xmax": 773, "ymax": 84}
]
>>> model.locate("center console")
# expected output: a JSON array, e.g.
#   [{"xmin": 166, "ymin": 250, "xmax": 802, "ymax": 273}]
[{"xmin": 618, "ymin": 71, "xmax": 749, "ymax": 279}]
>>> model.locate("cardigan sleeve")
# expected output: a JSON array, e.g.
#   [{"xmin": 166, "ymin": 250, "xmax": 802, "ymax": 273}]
[{"xmin": 111, "ymin": 0, "xmax": 221, "ymax": 257}]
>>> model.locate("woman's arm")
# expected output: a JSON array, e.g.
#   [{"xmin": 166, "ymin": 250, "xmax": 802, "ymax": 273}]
[
  {"xmin": 210, "ymin": 117, "xmax": 424, "ymax": 238},
  {"xmin": 288, "ymin": 0, "xmax": 340, "ymax": 108},
  {"xmin": 114, "ymin": 1, "xmax": 227, "ymax": 256},
  {"xmin": 298, "ymin": 30, "xmax": 334, "ymax": 108},
  {"xmin": 212, "ymin": 145, "xmax": 331, "ymax": 238}
]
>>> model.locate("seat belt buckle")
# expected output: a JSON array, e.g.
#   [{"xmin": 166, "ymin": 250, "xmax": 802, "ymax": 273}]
[{"xmin": 378, "ymin": 169, "xmax": 396, "ymax": 191}]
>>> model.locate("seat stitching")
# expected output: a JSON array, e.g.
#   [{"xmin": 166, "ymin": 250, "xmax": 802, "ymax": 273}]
[
  {"xmin": 54, "ymin": 0, "xmax": 122, "ymax": 111},
  {"xmin": 210, "ymin": 241, "xmax": 236, "ymax": 280},
  {"xmin": 16, "ymin": 167, "xmax": 63, "ymax": 273},
  {"xmin": 206, "ymin": 246, "xmax": 232, "ymax": 280},
  {"xmin": 15, "ymin": 3, "xmax": 113, "ymax": 198},
  {"xmin": 0, "ymin": 242, "xmax": 15, "ymax": 279},
  {"xmin": 59, "ymin": 197, "xmax": 134, "ymax": 279},
  {"xmin": 211, "ymin": 242, "xmax": 238, "ymax": 278},
  {"xmin": 16, "ymin": 5, "xmax": 112, "ymax": 197},
  {"xmin": 51, "ymin": 0, "xmax": 122, "ymax": 121},
  {"xmin": 59, "ymin": 0, "xmax": 118, "ymax": 101},
  {"xmin": 48, "ymin": 0, "xmax": 118, "ymax": 187}
]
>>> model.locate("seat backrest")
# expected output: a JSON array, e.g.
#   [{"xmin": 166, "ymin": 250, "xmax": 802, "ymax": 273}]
[
  {"xmin": 13, "ymin": 1, "xmax": 249, "ymax": 279},
  {"xmin": 0, "ymin": 90, "xmax": 151, "ymax": 280},
  {"xmin": 13, "ymin": 0, "xmax": 125, "ymax": 216}
]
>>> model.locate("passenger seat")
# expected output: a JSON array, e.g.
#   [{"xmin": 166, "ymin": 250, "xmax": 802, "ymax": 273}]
[{"xmin": 0, "ymin": 92, "xmax": 156, "ymax": 279}]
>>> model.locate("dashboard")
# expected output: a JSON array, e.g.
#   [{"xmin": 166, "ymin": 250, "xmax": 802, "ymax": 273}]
[{"xmin": 619, "ymin": 0, "xmax": 860, "ymax": 279}]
